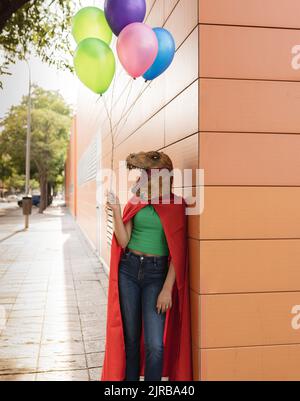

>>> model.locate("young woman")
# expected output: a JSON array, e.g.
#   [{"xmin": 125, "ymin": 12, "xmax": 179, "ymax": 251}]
[
  {"xmin": 106, "ymin": 192, "xmax": 176, "ymax": 381},
  {"xmin": 101, "ymin": 151, "xmax": 193, "ymax": 382}
]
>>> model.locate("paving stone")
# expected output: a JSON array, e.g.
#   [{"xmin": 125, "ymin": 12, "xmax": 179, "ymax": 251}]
[
  {"xmin": 0, "ymin": 344, "xmax": 39, "ymax": 358},
  {"xmin": 40, "ymin": 342, "xmax": 85, "ymax": 357},
  {"xmin": 38, "ymin": 354, "xmax": 87, "ymax": 372},
  {"xmin": 0, "ymin": 373, "xmax": 36, "ymax": 381},
  {"xmin": 0, "ymin": 357, "xmax": 38, "ymax": 374},
  {"xmin": 84, "ymin": 339, "xmax": 106, "ymax": 354},
  {"xmin": 89, "ymin": 367, "xmax": 102, "ymax": 381},
  {"xmin": 36, "ymin": 369, "xmax": 89, "ymax": 381},
  {"xmin": 86, "ymin": 352, "xmax": 104, "ymax": 369}
]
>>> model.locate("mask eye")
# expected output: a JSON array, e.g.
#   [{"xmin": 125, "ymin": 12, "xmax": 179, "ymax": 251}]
[{"xmin": 152, "ymin": 153, "xmax": 160, "ymax": 160}]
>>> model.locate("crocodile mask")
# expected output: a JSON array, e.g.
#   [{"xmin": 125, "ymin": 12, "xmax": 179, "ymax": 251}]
[{"xmin": 126, "ymin": 151, "xmax": 174, "ymax": 201}]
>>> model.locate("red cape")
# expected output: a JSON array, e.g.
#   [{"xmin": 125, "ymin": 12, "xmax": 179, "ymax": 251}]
[{"xmin": 101, "ymin": 194, "xmax": 193, "ymax": 381}]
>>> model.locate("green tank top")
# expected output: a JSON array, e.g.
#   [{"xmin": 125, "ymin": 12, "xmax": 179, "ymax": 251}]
[{"xmin": 127, "ymin": 205, "xmax": 169, "ymax": 256}]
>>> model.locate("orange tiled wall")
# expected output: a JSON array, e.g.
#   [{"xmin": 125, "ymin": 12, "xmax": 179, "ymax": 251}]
[
  {"xmin": 66, "ymin": 86, "xmax": 105, "ymax": 249},
  {"xmin": 74, "ymin": 84, "xmax": 105, "ymax": 249},
  {"xmin": 65, "ymin": 117, "xmax": 77, "ymax": 217},
  {"xmin": 193, "ymin": 0, "xmax": 300, "ymax": 381}
]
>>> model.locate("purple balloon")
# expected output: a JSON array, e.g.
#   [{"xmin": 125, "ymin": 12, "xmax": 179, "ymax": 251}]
[{"xmin": 104, "ymin": 0, "xmax": 146, "ymax": 36}]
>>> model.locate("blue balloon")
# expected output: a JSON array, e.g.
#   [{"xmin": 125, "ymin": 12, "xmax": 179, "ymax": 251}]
[{"xmin": 143, "ymin": 28, "xmax": 175, "ymax": 81}]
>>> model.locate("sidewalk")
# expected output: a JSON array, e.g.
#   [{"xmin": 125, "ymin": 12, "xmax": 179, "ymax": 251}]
[{"xmin": 0, "ymin": 205, "xmax": 108, "ymax": 381}]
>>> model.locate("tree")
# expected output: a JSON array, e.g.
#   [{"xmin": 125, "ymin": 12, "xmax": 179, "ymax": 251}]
[
  {"xmin": 0, "ymin": 0, "xmax": 75, "ymax": 87},
  {"xmin": 0, "ymin": 86, "xmax": 71, "ymax": 212},
  {"xmin": 0, "ymin": 1, "xmax": 30, "ymax": 32}
]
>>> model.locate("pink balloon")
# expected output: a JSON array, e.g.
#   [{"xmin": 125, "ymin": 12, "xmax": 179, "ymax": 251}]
[{"xmin": 117, "ymin": 22, "xmax": 158, "ymax": 78}]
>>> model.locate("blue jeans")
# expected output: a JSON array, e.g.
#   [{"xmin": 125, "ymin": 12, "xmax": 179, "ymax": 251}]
[{"xmin": 118, "ymin": 251, "xmax": 169, "ymax": 381}]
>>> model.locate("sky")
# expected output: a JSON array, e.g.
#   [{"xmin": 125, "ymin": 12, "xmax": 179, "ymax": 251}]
[{"xmin": 0, "ymin": 0, "xmax": 105, "ymax": 119}]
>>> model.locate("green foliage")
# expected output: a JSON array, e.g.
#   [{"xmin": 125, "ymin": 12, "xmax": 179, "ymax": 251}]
[
  {"xmin": 0, "ymin": 153, "xmax": 13, "ymax": 180},
  {"xmin": 0, "ymin": 85, "xmax": 71, "ymax": 193},
  {"xmin": 0, "ymin": 0, "xmax": 77, "ymax": 87},
  {"xmin": 3, "ymin": 173, "xmax": 38, "ymax": 193}
]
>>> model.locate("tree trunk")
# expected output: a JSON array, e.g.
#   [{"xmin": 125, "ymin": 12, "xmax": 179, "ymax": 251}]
[
  {"xmin": 0, "ymin": 0, "xmax": 31, "ymax": 32},
  {"xmin": 48, "ymin": 182, "xmax": 52, "ymax": 203},
  {"xmin": 39, "ymin": 174, "xmax": 48, "ymax": 214}
]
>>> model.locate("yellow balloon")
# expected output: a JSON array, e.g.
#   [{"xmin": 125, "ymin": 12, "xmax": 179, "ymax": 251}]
[
  {"xmin": 72, "ymin": 7, "xmax": 112, "ymax": 45},
  {"xmin": 74, "ymin": 38, "xmax": 116, "ymax": 95}
]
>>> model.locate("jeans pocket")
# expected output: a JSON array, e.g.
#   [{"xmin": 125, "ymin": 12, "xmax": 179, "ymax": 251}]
[
  {"xmin": 148, "ymin": 266, "xmax": 168, "ymax": 281},
  {"xmin": 120, "ymin": 251, "xmax": 129, "ymax": 263},
  {"xmin": 155, "ymin": 259, "xmax": 168, "ymax": 272},
  {"xmin": 119, "ymin": 253, "xmax": 135, "ymax": 276}
]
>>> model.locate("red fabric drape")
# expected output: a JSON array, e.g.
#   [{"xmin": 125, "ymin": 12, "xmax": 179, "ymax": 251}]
[{"xmin": 101, "ymin": 194, "xmax": 193, "ymax": 381}]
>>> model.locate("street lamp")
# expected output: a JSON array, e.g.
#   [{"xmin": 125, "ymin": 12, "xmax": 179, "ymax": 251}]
[{"xmin": 23, "ymin": 59, "xmax": 32, "ymax": 229}]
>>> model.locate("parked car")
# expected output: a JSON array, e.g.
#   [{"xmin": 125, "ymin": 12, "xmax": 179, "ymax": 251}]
[
  {"xmin": 18, "ymin": 195, "xmax": 53, "ymax": 208},
  {"xmin": 7, "ymin": 195, "xmax": 18, "ymax": 202},
  {"xmin": 0, "ymin": 198, "xmax": 8, "ymax": 203}
]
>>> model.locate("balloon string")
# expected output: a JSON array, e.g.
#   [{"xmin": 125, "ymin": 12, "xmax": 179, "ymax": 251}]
[
  {"xmin": 110, "ymin": 77, "xmax": 132, "ymax": 111},
  {"xmin": 110, "ymin": 73, "xmax": 117, "ymax": 117},
  {"xmin": 80, "ymin": 88, "xmax": 102, "ymax": 136},
  {"xmin": 114, "ymin": 81, "xmax": 152, "ymax": 141},
  {"xmin": 92, "ymin": 70, "xmax": 126, "ymax": 137},
  {"xmin": 112, "ymin": 79, "xmax": 134, "ymax": 139},
  {"xmin": 102, "ymin": 94, "xmax": 115, "ymax": 247},
  {"xmin": 109, "ymin": 36, "xmax": 118, "ymax": 118},
  {"xmin": 92, "ymin": 72, "xmax": 131, "ymax": 134},
  {"xmin": 96, "ymin": 78, "xmax": 151, "ymax": 193},
  {"xmin": 102, "ymin": 94, "xmax": 115, "ymax": 192}
]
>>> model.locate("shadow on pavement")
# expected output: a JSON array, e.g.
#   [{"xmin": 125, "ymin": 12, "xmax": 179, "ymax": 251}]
[{"xmin": 0, "ymin": 230, "xmax": 27, "ymax": 245}]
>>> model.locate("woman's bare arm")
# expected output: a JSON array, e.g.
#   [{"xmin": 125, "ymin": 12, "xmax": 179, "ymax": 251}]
[
  {"xmin": 163, "ymin": 261, "xmax": 176, "ymax": 292},
  {"xmin": 113, "ymin": 209, "xmax": 132, "ymax": 249},
  {"xmin": 106, "ymin": 192, "xmax": 132, "ymax": 249},
  {"xmin": 157, "ymin": 261, "xmax": 176, "ymax": 314}
]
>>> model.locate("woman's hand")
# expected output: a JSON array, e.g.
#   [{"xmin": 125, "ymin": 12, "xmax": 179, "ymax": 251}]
[
  {"xmin": 105, "ymin": 191, "xmax": 121, "ymax": 215},
  {"xmin": 156, "ymin": 288, "xmax": 173, "ymax": 314}
]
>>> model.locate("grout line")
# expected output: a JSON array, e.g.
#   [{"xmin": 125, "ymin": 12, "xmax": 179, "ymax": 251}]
[
  {"xmin": 199, "ymin": 76, "xmax": 300, "ymax": 83},
  {"xmin": 189, "ymin": 184, "xmax": 300, "ymax": 187},
  {"xmin": 198, "ymin": 0, "xmax": 201, "ymax": 378},
  {"xmin": 69, "ymin": 230, "xmax": 103, "ymax": 381},
  {"xmin": 198, "ymin": 130, "xmax": 300, "ymax": 135},
  {"xmin": 199, "ymin": 21, "xmax": 300, "ymax": 31},
  {"xmin": 191, "ymin": 288, "xmax": 300, "ymax": 296},
  {"xmin": 162, "ymin": 0, "xmax": 181, "ymax": 27},
  {"xmin": 189, "ymin": 237, "xmax": 300, "ymax": 242},
  {"xmin": 0, "ymin": 366, "xmax": 100, "ymax": 378},
  {"xmin": 198, "ymin": 341, "xmax": 300, "ymax": 351},
  {"xmin": 35, "ymin": 251, "xmax": 53, "ymax": 381}
]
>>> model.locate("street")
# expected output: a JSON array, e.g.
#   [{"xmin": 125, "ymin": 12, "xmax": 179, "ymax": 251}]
[{"xmin": 0, "ymin": 204, "xmax": 108, "ymax": 381}]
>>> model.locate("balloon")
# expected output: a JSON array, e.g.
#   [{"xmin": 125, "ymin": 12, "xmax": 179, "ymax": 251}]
[
  {"xmin": 72, "ymin": 7, "xmax": 112, "ymax": 45},
  {"xmin": 117, "ymin": 23, "xmax": 158, "ymax": 78},
  {"xmin": 143, "ymin": 28, "xmax": 175, "ymax": 81},
  {"xmin": 104, "ymin": 0, "xmax": 146, "ymax": 36},
  {"xmin": 74, "ymin": 38, "xmax": 116, "ymax": 95}
]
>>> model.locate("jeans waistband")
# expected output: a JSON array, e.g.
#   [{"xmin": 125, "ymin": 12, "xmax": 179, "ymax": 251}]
[{"xmin": 126, "ymin": 250, "xmax": 169, "ymax": 264}]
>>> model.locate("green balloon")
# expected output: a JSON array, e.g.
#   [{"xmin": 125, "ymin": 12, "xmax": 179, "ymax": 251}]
[
  {"xmin": 74, "ymin": 38, "xmax": 116, "ymax": 95},
  {"xmin": 72, "ymin": 7, "xmax": 112, "ymax": 45}
]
